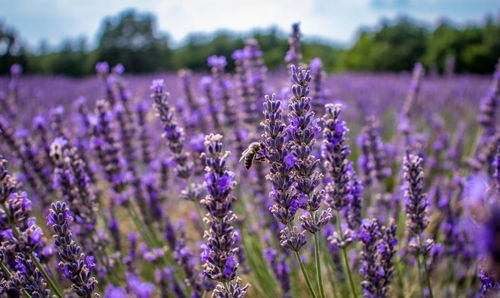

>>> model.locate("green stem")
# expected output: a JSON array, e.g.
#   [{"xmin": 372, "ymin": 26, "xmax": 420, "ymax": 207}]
[
  {"xmin": 294, "ymin": 251, "xmax": 318, "ymax": 298},
  {"xmin": 29, "ymin": 252, "xmax": 64, "ymax": 298},
  {"xmin": 416, "ymin": 236, "xmax": 434, "ymax": 298},
  {"xmin": 421, "ymin": 254, "xmax": 434, "ymax": 298},
  {"xmin": 223, "ymin": 281, "xmax": 231, "ymax": 293},
  {"xmin": 127, "ymin": 204, "xmax": 157, "ymax": 247},
  {"xmin": 314, "ymin": 233, "xmax": 326, "ymax": 298},
  {"xmin": 395, "ymin": 257, "xmax": 405, "ymax": 298},
  {"xmin": 194, "ymin": 201, "xmax": 208, "ymax": 231},
  {"xmin": 335, "ymin": 210, "xmax": 358, "ymax": 298}
]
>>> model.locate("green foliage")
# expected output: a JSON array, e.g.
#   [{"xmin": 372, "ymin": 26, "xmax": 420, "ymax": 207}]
[
  {"xmin": 0, "ymin": 11, "xmax": 498, "ymax": 76},
  {"xmin": 0, "ymin": 21, "xmax": 31, "ymax": 73},
  {"xmin": 423, "ymin": 17, "xmax": 500, "ymax": 73},
  {"xmin": 95, "ymin": 9, "xmax": 173, "ymax": 73},
  {"xmin": 340, "ymin": 17, "xmax": 428, "ymax": 72}
]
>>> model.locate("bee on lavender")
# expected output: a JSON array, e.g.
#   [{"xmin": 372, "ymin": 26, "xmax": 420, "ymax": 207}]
[{"xmin": 239, "ymin": 141, "xmax": 264, "ymax": 170}]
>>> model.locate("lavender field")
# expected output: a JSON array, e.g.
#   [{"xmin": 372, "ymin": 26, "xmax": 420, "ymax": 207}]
[{"xmin": 0, "ymin": 28, "xmax": 499, "ymax": 298}]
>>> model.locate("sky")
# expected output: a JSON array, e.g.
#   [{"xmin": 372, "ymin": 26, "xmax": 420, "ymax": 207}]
[{"xmin": 0, "ymin": 0, "xmax": 499, "ymax": 48}]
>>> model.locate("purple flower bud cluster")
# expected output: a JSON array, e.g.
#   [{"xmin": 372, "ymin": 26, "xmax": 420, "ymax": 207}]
[
  {"xmin": 233, "ymin": 48, "xmax": 257, "ymax": 128},
  {"xmin": 0, "ymin": 157, "xmax": 52, "ymax": 296},
  {"xmin": 2, "ymin": 21, "xmax": 500, "ymax": 298},
  {"xmin": 478, "ymin": 269, "xmax": 500, "ymax": 297},
  {"xmin": 200, "ymin": 134, "xmax": 249, "ymax": 295},
  {"xmin": 135, "ymin": 101, "xmax": 153, "ymax": 167},
  {"xmin": 403, "ymin": 153, "xmax": 428, "ymax": 236},
  {"xmin": 244, "ymin": 38, "xmax": 267, "ymax": 104},
  {"xmin": 179, "ymin": 69, "xmax": 207, "ymax": 132},
  {"xmin": 310, "ymin": 58, "xmax": 328, "ymax": 114},
  {"xmin": 49, "ymin": 138, "xmax": 98, "ymax": 249},
  {"xmin": 260, "ymin": 93, "xmax": 306, "ymax": 250},
  {"xmin": 264, "ymin": 247, "xmax": 291, "ymax": 297},
  {"xmin": 200, "ymin": 76, "xmax": 222, "ymax": 132},
  {"xmin": 358, "ymin": 118, "xmax": 390, "ymax": 186},
  {"xmin": 47, "ymin": 201, "xmax": 98, "ymax": 297},
  {"xmin": 322, "ymin": 103, "xmax": 352, "ymax": 211},
  {"xmin": 90, "ymin": 99, "xmax": 127, "ymax": 195},
  {"xmin": 478, "ymin": 60, "xmax": 499, "ymax": 137},
  {"xmin": 285, "ymin": 23, "xmax": 302, "ymax": 66},
  {"xmin": 359, "ymin": 218, "xmax": 397, "ymax": 298},
  {"xmin": 208, "ymin": 56, "xmax": 237, "ymax": 128},
  {"xmin": 151, "ymin": 79, "xmax": 193, "ymax": 179},
  {"xmin": 288, "ymin": 65, "xmax": 332, "ymax": 234}
]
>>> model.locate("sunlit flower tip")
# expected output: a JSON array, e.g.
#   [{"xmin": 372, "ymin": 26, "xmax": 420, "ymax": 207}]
[
  {"xmin": 310, "ymin": 57, "xmax": 322, "ymax": 72},
  {"xmin": 95, "ymin": 61, "xmax": 109, "ymax": 74},
  {"xmin": 150, "ymin": 79, "xmax": 165, "ymax": 92},
  {"xmin": 10, "ymin": 64, "xmax": 23, "ymax": 75},
  {"xmin": 113, "ymin": 63, "xmax": 125, "ymax": 74}
]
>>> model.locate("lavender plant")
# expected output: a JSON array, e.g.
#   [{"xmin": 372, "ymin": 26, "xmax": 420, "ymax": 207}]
[{"xmin": 0, "ymin": 21, "xmax": 498, "ymax": 298}]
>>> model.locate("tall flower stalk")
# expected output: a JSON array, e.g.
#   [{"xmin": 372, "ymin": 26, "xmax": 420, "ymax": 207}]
[
  {"xmin": 200, "ymin": 134, "xmax": 249, "ymax": 297},
  {"xmin": 47, "ymin": 201, "xmax": 98, "ymax": 297},
  {"xmin": 322, "ymin": 103, "xmax": 358, "ymax": 297},
  {"xmin": 259, "ymin": 93, "xmax": 317, "ymax": 298},
  {"xmin": 288, "ymin": 65, "xmax": 332, "ymax": 298},
  {"xmin": 403, "ymin": 153, "xmax": 434, "ymax": 298}
]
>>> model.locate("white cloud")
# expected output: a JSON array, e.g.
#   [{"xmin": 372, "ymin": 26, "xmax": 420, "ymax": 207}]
[{"xmin": 0, "ymin": 0, "xmax": 497, "ymax": 47}]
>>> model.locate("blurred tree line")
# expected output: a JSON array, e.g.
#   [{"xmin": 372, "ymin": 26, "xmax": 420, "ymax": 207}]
[{"xmin": 0, "ymin": 9, "xmax": 498, "ymax": 76}]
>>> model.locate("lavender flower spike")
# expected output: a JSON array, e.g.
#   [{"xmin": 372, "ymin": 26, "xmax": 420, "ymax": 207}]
[
  {"xmin": 151, "ymin": 79, "xmax": 192, "ymax": 179},
  {"xmin": 359, "ymin": 218, "xmax": 382, "ymax": 298},
  {"xmin": 322, "ymin": 103, "xmax": 352, "ymax": 211},
  {"xmin": 47, "ymin": 201, "xmax": 98, "ymax": 297},
  {"xmin": 285, "ymin": 23, "xmax": 302, "ymax": 66},
  {"xmin": 403, "ymin": 153, "xmax": 434, "ymax": 297},
  {"xmin": 200, "ymin": 134, "xmax": 249, "ymax": 296},
  {"xmin": 403, "ymin": 153, "xmax": 429, "ymax": 237}
]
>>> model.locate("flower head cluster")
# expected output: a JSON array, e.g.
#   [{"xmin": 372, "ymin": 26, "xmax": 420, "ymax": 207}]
[
  {"xmin": 478, "ymin": 60, "xmax": 499, "ymax": 137},
  {"xmin": 233, "ymin": 48, "xmax": 257, "ymax": 128},
  {"xmin": 263, "ymin": 247, "xmax": 291, "ymax": 297},
  {"xmin": 208, "ymin": 56, "xmax": 238, "ymax": 129},
  {"xmin": 179, "ymin": 69, "xmax": 207, "ymax": 132},
  {"xmin": 403, "ymin": 153, "xmax": 428, "ymax": 236},
  {"xmin": 359, "ymin": 218, "xmax": 397, "ymax": 298},
  {"xmin": 90, "ymin": 100, "xmax": 127, "ymax": 195},
  {"xmin": 200, "ymin": 134, "xmax": 248, "ymax": 296},
  {"xmin": 244, "ymin": 39, "xmax": 267, "ymax": 103},
  {"xmin": 285, "ymin": 23, "xmax": 302, "ymax": 66},
  {"xmin": 288, "ymin": 65, "xmax": 332, "ymax": 234},
  {"xmin": 47, "ymin": 201, "xmax": 97, "ymax": 297},
  {"xmin": 50, "ymin": 138, "xmax": 98, "ymax": 247},
  {"xmin": 0, "ymin": 160, "xmax": 44, "ymax": 253},
  {"xmin": 260, "ymin": 93, "xmax": 306, "ymax": 250},
  {"xmin": 358, "ymin": 119, "xmax": 390, "ymax": 186},
  {"xmin": 0, "ymin": 157, "xmax": 50, "ymax": 296},
  {"xmin": 310, "ymin": 58, "xmax": 327, "ymax": 113},
  {"xmin": 322, "ymin": 103, "xmax": 352, "ymax": 210},
  {"xmin": 151, "ymin": 79, "xmax": 192, "ymax": 179}
]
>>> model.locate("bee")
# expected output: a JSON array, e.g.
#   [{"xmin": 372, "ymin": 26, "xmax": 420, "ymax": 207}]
[{"xmin": 239, "ymin": 142, "xmax": 264, "ymax": 170}]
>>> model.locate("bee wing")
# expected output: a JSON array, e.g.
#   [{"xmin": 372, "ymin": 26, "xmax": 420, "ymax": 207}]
[{"xmin": 239, "ymin": 148, "xmax": 250, "ymax": 162}]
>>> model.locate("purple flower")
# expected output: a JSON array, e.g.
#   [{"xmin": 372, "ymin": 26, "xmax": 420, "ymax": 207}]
[
  {"xmin": 207, "ymin": 55, "xmax": 227, "ymax": 68},
  {"xmin": 113, "ymin": 63, "xmax": 125, "ymax": 74},
  {"xmin": 104, "ymin": 285, "xmax": 127, "ymax": 298},
  {"xmin": 95, "ymin": 61, "xmax": 109, "ymax": 74},
  {"xmin": 310, "ymin": 58, "xmax": 322, "ymax": 73},
  {"xmin": 150, "ymin": 79, "xmax": 165, "ymax": 92},
  {"xmin": 223, "ymin": 255, "xmax": 237, "ymax": 278},
  {"xmin": 284, "ymin": 152, "xmax": 297, "ymax": 169},
  {"xmin": 127, "ymin": 273, "xmax": 155, "ymax": 298},
  {"xmin": 10, "ymin": 64, "xmax": 22, "ymax": 75}
]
